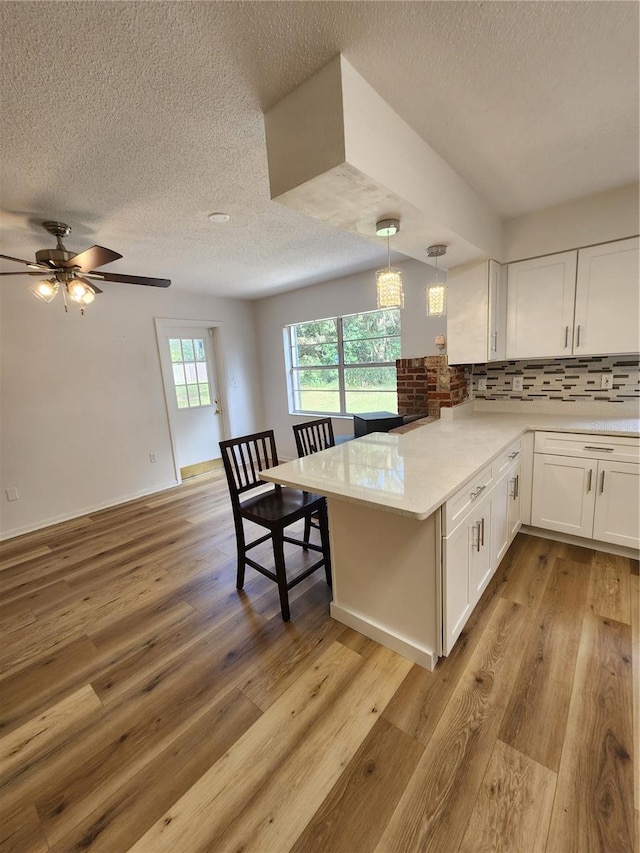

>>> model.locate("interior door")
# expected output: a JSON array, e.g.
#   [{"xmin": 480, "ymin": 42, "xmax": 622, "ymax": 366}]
[{"xmin": 157, "ymin": 322, "xmax": 224, "ymax": 477}]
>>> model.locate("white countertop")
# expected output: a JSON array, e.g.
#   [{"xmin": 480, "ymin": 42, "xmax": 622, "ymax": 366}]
[{"xmin": 262, "ymin": 405, "xmax": 640, "ymax": 521}]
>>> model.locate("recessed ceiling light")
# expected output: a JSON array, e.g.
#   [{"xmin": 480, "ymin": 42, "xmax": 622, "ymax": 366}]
[{"xmin": 208, "ymin": 212, "xmax": 230, "ymax": 223}]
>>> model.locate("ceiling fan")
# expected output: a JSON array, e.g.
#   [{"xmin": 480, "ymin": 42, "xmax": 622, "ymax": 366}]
[{"xmin": 0, "ymin": 220, "xmax": 171, "ymax": 313}]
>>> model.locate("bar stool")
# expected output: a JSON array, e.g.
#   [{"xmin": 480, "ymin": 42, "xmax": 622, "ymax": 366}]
[
  {"xmin": 292, "ymin": 418, "xmax": 336, "ymax": 542},
  {"xmin": 219, "ymin": 430, "xmax": 331, "ymax": 621}
]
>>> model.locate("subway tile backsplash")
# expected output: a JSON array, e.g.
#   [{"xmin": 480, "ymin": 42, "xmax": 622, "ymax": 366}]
[{"xmin": 471, "ymin": 356, "xmax": 639, "ymax": 403}]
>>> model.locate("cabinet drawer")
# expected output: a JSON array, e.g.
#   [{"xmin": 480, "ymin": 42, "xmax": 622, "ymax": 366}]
[
  {"xmin": 495, "ymin": 439, "xmax": 522, "ymax": 477},
  {"xmin": 444, "ymin": 463, "xmax": 493, "ymax": 534},
  {"xmin": 534, "ymin": 431, "xmax": 639, "ymax": 463}
]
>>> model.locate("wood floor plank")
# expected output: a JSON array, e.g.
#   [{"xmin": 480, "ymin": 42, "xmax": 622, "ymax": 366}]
[
  {"xmin": 588, "ymin": 551, "xmax": 632, "ymax": 624},
  {"xmin": 547, "ymin": 612, "xmax": 634, "ymax": 853},
  {"xmin": 382, "ymin": 543, "xmax": 510, "ymax": 744},
  {"xmin": 458, "ymin": 740, "xmax": 556, "ymax": 853},
  {"xmin": 129, "ymin": 643, "xmax": 411, "ymax": 853},
  {"xmin": 501, "ymin": 534, "xmax": 557, "ymax": 609},
  {"xmin": 0, "ymin": 803, "xmax": 48, "ymax": 853},
  {"xmin": 290, "ymin": 717, "xmax": 424, "ymax": 853},
  {"xmin": 499, "ymin": 557, "xmax": 588, "ymax": 772},
  {"xmin": 47, "ymin": 689, "xmax": 262, "ymax": 853},
  {"xmin": 374, "ymin": 597, "xmax": 531, "ymax": 853},
  {"xmin": 629, "ymin": 573, "xmax": 639, "ymax": 815},
  {"xmin": 0, "ymin": 685, "xmax": 102, "ymax": 784},
  {"xmin": 0, "ymin": 636, "xmax": 101, "ymax": 735}
]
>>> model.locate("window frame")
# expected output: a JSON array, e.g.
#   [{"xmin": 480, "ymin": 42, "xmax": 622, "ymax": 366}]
[{"xmin": 285, "ymin": 309, "xmax": 400, "ymax": 417}]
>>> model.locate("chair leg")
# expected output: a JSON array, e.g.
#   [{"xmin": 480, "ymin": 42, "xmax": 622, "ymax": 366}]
[
  {"xmin": 318, "ymin": 500, "xmax": 332, "ymax": 587},
  {"xmin": 233, "ymin": 515, "xmax": 246, "ymax": 590},
  {"xmin": 272, "ymin": 529, "xmax": 290, "ymax": 621},
  {"xmin": 302, "ymin": 514, "xmax": 312, "ymax": 548}
]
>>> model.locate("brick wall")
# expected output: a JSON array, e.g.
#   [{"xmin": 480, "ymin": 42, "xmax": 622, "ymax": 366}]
[{"xmin": 396, "ymin": 356, "xmax": 471, "ymax": 418}]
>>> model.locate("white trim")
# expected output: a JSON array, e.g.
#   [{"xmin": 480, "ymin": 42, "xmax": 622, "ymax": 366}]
[{"xmin": 330, "ymin": 602, "xmax": 438, "ymax": 670}]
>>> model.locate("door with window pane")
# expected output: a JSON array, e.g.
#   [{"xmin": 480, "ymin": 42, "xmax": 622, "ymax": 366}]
[{"xmin": 157, "ymin": 323, "xmax": 223, "ymax": 476}]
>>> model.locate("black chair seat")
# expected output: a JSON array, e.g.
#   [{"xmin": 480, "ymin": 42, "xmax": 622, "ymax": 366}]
[
  {"xmin": 240, "ymin": 487, "xmax": 324, "ymax": 525},
  {"xmin": 220, "ymin": 430, "xmax": 331, "ymax": 622}
]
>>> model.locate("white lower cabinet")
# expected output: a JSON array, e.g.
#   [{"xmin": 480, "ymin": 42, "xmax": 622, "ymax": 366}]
[
  {"xmin": 531, "ymin": 432, "xmax": 640, "ymax": 549},
  {"xmin": 443, "ymin": 444, "xmax": 522, "ymax": 654},
  {"xmin": 592, "ymin": 461, "xmax": 640, "ymax": 548}
]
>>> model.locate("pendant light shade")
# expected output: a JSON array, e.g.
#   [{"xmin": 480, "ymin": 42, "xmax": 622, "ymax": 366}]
[
  {"xmin": 375, "ymin": 218, "xmax": 404, "ymax": 309},
  {"xmin": 426, "ymin": 244, "xmax": 447, "ymax": 317}
]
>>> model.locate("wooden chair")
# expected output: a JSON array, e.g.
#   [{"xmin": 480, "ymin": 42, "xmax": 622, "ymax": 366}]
[
  {"xmin": 292, "ymin": 417, "xmax": 335, "ymax": 458},
  {"xmin": 219, "ymin": 430, "xmax": 331, "ymax": 621},
  {"xmin": 292, "ymin": 418, "xmax": 335, "ymax": 541}
]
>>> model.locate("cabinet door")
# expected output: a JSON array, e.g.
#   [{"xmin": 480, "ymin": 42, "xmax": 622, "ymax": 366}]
[
  {"xmin": 592, "ymin": 460, "xmax": 640, "ymax": 548},
  {"xmin": 469, "ymin": 499, "xmax": 493, "ymax": 603},
  {"xmin": 487, "ymin": 260, "xmax": 507, "ymax": 361},
  {"xmin": 506, "ymin": 251, "xmax": 577, "ymax": 359},
  {"xmin": 507, "ymin": 465, "xmax": 522, "ymax": 542},
  {"xmin": 442, "ymin": 522, "xmax": 473, "ymax": 655},
  {"xmin": 491, "ymin": 472, "xmax": 510, "ymax": 569},
  {"xmin": 531, "ymin": 454, "xmax": 596, "ymax": 537},
  {"xmin": 574, "ymin": 237, "xmax": 640, "ymax": 356},
  {"xmin": 447, "ymin": 261, "xmax": 490, "ymax": 365}
]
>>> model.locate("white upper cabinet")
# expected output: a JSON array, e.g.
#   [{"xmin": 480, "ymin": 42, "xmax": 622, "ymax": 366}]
[
  {"xmin": 505, "ymin": 237, "xmax": 640, "ymax": 360},
  {"xmin": 447, "ymin": 260, "xmax": 506, "ymax": 364},
  {"xmin": 506, "ymin": 251, "xmax": 577, "ymax": 359},
  {"xmin": 573, "ymin": 237, "xmax": 640, "ymax": 356}
]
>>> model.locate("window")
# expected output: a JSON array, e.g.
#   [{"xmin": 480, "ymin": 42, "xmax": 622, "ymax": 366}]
[
  {"xmin": 169, "ymin": 338, "xmax": 211, "ymax": 409},
  {"xmin": 286, "ymin": 309, "xmax": 400, "ymax": 415}
]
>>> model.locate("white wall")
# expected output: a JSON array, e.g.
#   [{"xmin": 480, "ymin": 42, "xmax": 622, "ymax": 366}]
[
  {"xmin": 0, "ymin": 281, "xmax": 262, "ymax": 539},
  {"xmin": 503, "ymin": 182, "xmax": 639, "ymax": 261},
  {"xmin": 253, "ymin": 257, "xmax": 445, "ymax": 458}
]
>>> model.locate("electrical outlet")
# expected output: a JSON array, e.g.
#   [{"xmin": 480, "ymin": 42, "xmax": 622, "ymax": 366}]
[
  {"xmin": 477, "ymin": 377, "xmax": 488, "ymax": 391},
  {"xmin": 600, "ymin": 374, "xmax": 613, "ymax": 390},
  {"xmin": 149, "ymin": 453, "xmax": 157, "ymax": 463},
  {"xmin": 512, "ymin": 376, "xmax": 524, "ymax": 392},
  {"xmin": 5, "ymin": 486, "xmax": 19, "ymax": 502}
]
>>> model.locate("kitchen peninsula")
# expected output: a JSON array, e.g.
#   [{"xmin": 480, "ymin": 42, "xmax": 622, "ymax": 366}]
[{"xmin": 262, "ymin": 404, "xmax": 640, "ymax": 669}]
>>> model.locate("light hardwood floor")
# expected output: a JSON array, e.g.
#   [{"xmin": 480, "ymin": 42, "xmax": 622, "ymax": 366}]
[{"xmin": 0, "ymin": 470, "xmax": 637, "ymax": 852}]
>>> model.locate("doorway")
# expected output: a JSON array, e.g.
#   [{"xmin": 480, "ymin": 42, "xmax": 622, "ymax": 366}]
[{"xmin": 155, "ymin": 319, "xmax": 226, "ymax": 481}]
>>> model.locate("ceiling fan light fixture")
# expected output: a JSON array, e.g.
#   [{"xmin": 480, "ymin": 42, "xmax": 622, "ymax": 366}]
[
  {"xmin": 67, "ymin": 277, "xmax": 95, "ymax": 304},
  {"xmin": 30, "ymin": 278, "xmax": 59, "ymax": 303}
]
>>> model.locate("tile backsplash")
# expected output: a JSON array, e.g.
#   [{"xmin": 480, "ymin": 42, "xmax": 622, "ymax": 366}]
[{"xmin": 471, "ymin": 356, "xmax": 639, "ymax": 403}]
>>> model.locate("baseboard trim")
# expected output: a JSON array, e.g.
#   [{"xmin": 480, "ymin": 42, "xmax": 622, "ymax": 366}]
[
  {"xmin": 180, "ymin": 458, "xmax": 223, "ymax": 480},
  {"xmin": 330, "ymin": 602, "xmax": 438, "ymax": 671},
  {"xmin": 0, "ymin": 479, "xmax": 180, "ymax": 543}
]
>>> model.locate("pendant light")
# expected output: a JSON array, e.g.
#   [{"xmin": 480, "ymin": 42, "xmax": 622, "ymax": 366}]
[
  {"xmin": 375, "ymin": 218, "xmax": 404, "ymax": 309},
  {"xmin": 426, "ymin": 244, "xmax": 447, "ymax": 317}
]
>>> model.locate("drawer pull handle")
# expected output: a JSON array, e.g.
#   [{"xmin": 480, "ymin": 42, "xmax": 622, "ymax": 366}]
[
  {"xmin": 587, "ymin": 469, "xmax": 593, "ymax": 492},
  {"xmin": 508, "ymin": 451, "xmax": 520, "ymax": 459},
  {"xmin": 470, "ymin": 485, "xmax": 486, "ymax": 500},
  {"xmin": 600, "ymin": 471, "xmax": 606, "ymax": 494},
  {"xmin": 583, "ymin": 446, "xmax": 614, "ymax": 452}
]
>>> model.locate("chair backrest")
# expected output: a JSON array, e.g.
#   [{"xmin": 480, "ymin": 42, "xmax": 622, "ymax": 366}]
[
  {"xmin": 293, "ymin": 418, "xmax": 335, "ymax": 458},
  {"xmin": 220, "ymin": 430, "xmax": 279, "ymax": 502}
]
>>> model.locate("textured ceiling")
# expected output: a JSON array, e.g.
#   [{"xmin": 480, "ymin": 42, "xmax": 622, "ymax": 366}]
[{"xmin": 1, "ymin": 1, "xmax": 638, "ymax": 298}]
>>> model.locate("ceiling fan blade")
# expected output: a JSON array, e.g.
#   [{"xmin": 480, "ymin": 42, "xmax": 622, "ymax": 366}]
[
  {"xmin": 63, "ymin": 245, "xmax": 123, "ymax": 272},
  {"xmin": 0, "ymin": 253, "xmax": 50, "ymax": 270},
  {"xmin": 0, "ymin": 270, "xmax": 49, "ymax": 276},
  {"xmin": 87, "ymin": 271, "xmax": 171, "ymax": 288}
]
